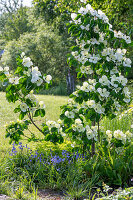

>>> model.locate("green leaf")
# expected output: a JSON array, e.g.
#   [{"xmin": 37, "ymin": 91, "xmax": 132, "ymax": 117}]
[
  {"xmin": 19, "ymin": 112, "xmax": 26, "ymax": 120},
  {"xmin": 71, "ymin": 46, "xmax": 79, "ymax": 51},
  {"xmin": 110, "ymin": 31, "xmax": 114, "ymax": 39},
  {"xmin": 14, "ymin": 67, "xmax": 23, "ymax": 74},
  {"xmin": 84, "ymin": 17, "xmax": 91, "ymax": 25},
  {"xmin": 77, "ymin": 72, "xmax": 83, "ymax": 79},
  {"xmin": 40, "ymin": 109, "xmax": 45, "ymax": 117},
  {"xmin": 5, "ymin": 132, "xmax": 10, "ymax": 138},
  {"xmin": 34, "ymin": 109, "xmax": 41, "ymax": 117},
  {"xmin": 14, "ymin": 107, "xmax": 21, "ymax": 113},
  {"xmin": 68, "ymin": 25, "xmax": 76, "ymax": 34}
]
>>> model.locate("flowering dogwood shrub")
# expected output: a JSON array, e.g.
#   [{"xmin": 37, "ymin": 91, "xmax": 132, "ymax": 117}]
[
  {"xmin": 0, "ymin": 53, "xmax": 64, "ymax": 144},
  {"xmin": 0, "ymin": 1, "xmax": 132, "ymax": 152},
  {"xmin": 59, "ymin": 1, "xmax": 132, "ymax": 152}
]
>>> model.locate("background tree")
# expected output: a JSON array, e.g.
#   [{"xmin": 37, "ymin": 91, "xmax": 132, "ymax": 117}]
[
  {"xmin": 33, "ymin": 0, "xmax": 133, "ymax": 78},
  {"xmin": 0, "ymin": 7, "xmax": 31, "ymax": 40},
  {"xmin": 0, "ymin": 0, "xmax": 132, "ymax": 95},
  {"xmin": 0, "ymin": 0, "xmax": 23, "ymax": 13},
  {"xmin": 1, "ymin": 20, "xmax": 69, "ymax": 85}
]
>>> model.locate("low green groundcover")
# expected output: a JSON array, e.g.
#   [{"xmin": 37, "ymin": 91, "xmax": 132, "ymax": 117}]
[{"xmin": 95, "ymin": 187, "xmax": 133, "ymax": 200}]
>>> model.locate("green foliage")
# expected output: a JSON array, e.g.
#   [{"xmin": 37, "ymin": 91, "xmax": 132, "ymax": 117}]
[
  {"xmin": 1, "ymin": 7, "xmax": 31, "ymax": 41},
  {"xmin": 95, "ymin": 187, "xmax": 133, "ymax": 200},
  {"xmin": 33, "ymin": 0, "xmax": 133, "ymax": 78},
  {"xmin": 1, "ymin": 21, "xmax": 69, "ymax": 81},
  {"xmin": 59, "ymin": 2, "xmax": 132, "ymax": 153},
  {"xmin": 0, "ymin": 54, "xmax": 65, "ymax": 144}
]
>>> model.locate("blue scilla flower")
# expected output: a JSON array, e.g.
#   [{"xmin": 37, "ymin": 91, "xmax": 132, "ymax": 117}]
[
  {"xmin": 62, "ymin": 158, "xmax": 65, "ymax": 162},
  {"xmin": 76, "ymin": 153, "xmax": 80, "ymax": 160},
  {"xmin": 18, "ymin": 145, "xmax": 23, "ymax": 150},
  {"xmin": 33, "ymin": 154, "xmax": 37, "ymax": 158},
  {"xmin": 62, "ymin": 150, "xmax": 67, "ymax": 155}
]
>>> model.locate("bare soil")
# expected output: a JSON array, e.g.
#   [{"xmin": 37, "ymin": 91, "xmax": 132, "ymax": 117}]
[
  {"xmin": 37, "ymin": 189, "xmax": 66, "ymax": 199},
  {"xmin": 0, "ymin": 190, "xmax": 66, "ymax": 200}
]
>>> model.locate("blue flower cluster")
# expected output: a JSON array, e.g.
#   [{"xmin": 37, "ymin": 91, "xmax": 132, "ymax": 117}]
[{"xmin": 10, "ymin": 142, "xmax": 85, "ymax": 167}]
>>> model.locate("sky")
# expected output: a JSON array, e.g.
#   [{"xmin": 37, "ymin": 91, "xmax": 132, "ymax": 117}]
[{"xmin": 23, "ymin": 0, "xmax": 33, "ymax": 7}]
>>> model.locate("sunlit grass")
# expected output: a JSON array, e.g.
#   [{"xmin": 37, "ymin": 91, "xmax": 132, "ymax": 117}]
[
  {"xmin": 0, "ymin": 92, "xmax": 69, "ymax": 153},
  {"xmin": 0, "ymin": 90, "xmax": 133, "ymax": 155}
]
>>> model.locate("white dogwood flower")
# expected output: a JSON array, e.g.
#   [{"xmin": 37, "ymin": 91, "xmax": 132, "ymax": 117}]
[
  {"xmin": 97, "ymin": 88, "xmax": 110, "ymax": 98},
  {"xmin": 86, "ymin": 100, "xmax": 95, "ymax": 108},
  {"xmin": 71, "ymin": 13, "xmax": 77, "ymax": 21},
  {"xmin": 99, "ymin": 75, "xmax": 110, "ymax": 86},
  {"xmin": 36, "ymin": 78, "xmax": 43, "ymax": 86},
  {"xmin": 123, "ymin": 58, "xmax": 132, "ymax": 67},
  {"xmin": 23, "ymin": 57, "xmax": 33, "ymax": 67},
  {"xmin": 114, "ymin": 130, "xmax": 126, "ymax": 142},
  {"xmin": 4, "ymin": 66, "xmax": 9, "ymax": 71},
  {"xmin": 65, "ymin": 111, "xmax": 75, "ymax": 118},
  {"xmin": 0, "ymin": 66, "xmax": 3, "ymax": 72},
  {"xmin": 20, "ymin": 103, "xmax": 28, "ymax": 112},
  {"xmin": 39, "ymin": 101, "xmax": 45, "ymax": 109},
  {"xmin": 21, "ymin": 52, "xmax": 25, "ymax": 58}
]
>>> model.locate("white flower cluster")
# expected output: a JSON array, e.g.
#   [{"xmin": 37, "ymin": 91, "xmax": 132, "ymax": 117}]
[
  {"xmin": 65, "ymin": 110, "xmax": 75, "ymax": 118},
  {"xmin": 99, "ymin": 74, "xmax": 129, "ymax": 101},
  {"xmin": 79, "ymin": 80, "xmax": 96, "ymax": 92},
  {"xmin": 72, "ymin": 118, "xmax": 85, "ymax": 132},
  {"xmin": 82, "ymin": 99, "xmax": 105, "ymax": 114},
  {"xmin": 110, "ymin": 74, "xmax": 128, "ymax": 87},
  {"xmin": 20, "ymin": 92, "xmax": 45, "ymax": 113},
  {"xmin": 63, "ymin": 3, "xmax": 132, "ymax": 145},
  {"xmin": 70, "ymin": 2, "xmax": 132, "ymax": 72},
  {"xmin": 31, "ymin": 67, "xmax": 43, "ymax": 86},
  {"xmin": 89, "ymin": 54, "xmax": 101, "ymax": 64},
  {"xmin": 46, "ymin": 120, "xmax": 60, "ymax": 129},
  {"xmin": 68, "ymin": 98, "xmax": 78, "ymax": 108},
  {"xmin": 0, "ymin": 66, "xmax": 10, "ymax": 76},
  {"xmin": 77, "ymin": 4, "xmax": 109, "ymax": 24},
  {"xmin": 106, "ymin": 129, "xmax": 133, "ymax": 143},
  {"xmin": 85, "ymin": 33, "xmax": 107, "ymax": 46},
  {"xmin": 46, "ymin": 120, "xmax": 64, "ymax": 135},
  {"xmin": 86, "ymin": 125, "xmax": 98, "ymax": 140},
  {"xmin": 74, "ymin": 71, "xmax": 130, "ymax": 112},
  {"xmin": 80, "ymin": 66, "xmax": 93, "ymax": 74},
  {"xmin": 102, "ymin": 48, "xmax": 131, "ymax": 67},
  {"xmin": 72, "ymin": 49, "xmax": 102, "ymax": 65},
  {"xmin": 71, "ymin": 118, "xmax": 98, "ymax": 140},
  {"xmin": 71, "ymin": 2, "xmax": 131, "ymax": 45},
  {"xmin": 9, "ymin": 77, "xmax": 20, "ymax": 85},
  {"xmin": 97, "ymin": 88, "xmax": 110, "ymax": 98},
  {"xmin": 21, "ymin": 53, "xmax": 52, "ymax": 86},
  {"xmin": 22, "ymin": 56, "xmax": 33, "ymax": 68},
  {"xmin": 114, "ymin": 30, "xmax": 131, "ymax": 44},
  {"xmin": 31, "ymin": 67, "xmax": 52, "ymax": 86}
]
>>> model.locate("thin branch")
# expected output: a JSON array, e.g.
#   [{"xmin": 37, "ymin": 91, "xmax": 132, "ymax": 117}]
[
  {"xmin": 27, "ymin": 112, "xmax": 44, "ymax": 134},
  {"xmin": 23, "ymin": 134, "xmax": 30, "ymax": 139},
  {"xmin": 98, "ymin": 120, "xmax": 100, "ymax": 142}
]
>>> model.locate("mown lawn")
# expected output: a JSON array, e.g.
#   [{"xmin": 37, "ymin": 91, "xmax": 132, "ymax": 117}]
[{"xmin": 0, "ymin": 92, "xmax": 69, "ymax": 153}]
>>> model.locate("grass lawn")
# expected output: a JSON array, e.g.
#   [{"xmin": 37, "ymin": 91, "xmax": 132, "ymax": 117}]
[
  {"xmin": 0, "ymin": 92, "xmax": 133, "ymax": 200},
  {"xmin": 0, "ymin": 92, "xmax": 69, "ymax": 153}
]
